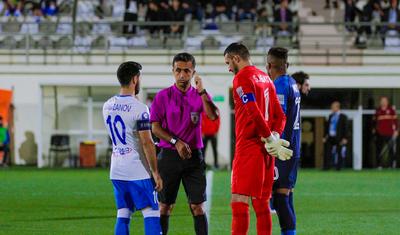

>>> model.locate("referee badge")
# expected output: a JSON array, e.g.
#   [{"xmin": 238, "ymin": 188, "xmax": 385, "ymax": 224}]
[{"xmin": 190, "ymin": 112, "xmax": 200, "ymax": 124}]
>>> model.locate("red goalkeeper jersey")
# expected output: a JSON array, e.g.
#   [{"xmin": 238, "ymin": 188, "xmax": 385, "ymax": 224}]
[{"xmin": 233, "ymin": 65, "xmax": 286, "ymax": 156}]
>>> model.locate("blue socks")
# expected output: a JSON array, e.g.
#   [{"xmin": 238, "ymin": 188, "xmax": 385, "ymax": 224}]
[
  {"xmin": 289, "ymin": 192, "xmax": 296, "ymax": 222},
  {"xmin": 273, "ymin": 193, "xmax": 296, "ymax": 234},
  {"xmin": 144, "ymin": 217, "xmax": 162, "ymax": 235},
  {"xmin": 281, "ymin": 230, "xmax": 296, "ymax": 235},
  {"xmin": 115, "ymin": 217, "xmax": 130, "ymax": 235},
  {"xmin": 115, "ymin": 217, "xmax": 161, "ymax": 235}
]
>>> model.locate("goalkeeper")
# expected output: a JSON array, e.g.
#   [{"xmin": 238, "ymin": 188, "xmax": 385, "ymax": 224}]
[
  {"xmin": 224, "ymin": 42, "xmax": 292, "ymax": 235},
  {"xmin": 267, "ymin": 47, "xmax": 302, "ymax": 235}
]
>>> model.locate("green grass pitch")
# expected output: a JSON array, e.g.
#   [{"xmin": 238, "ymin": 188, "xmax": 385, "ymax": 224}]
[{"xmin": 1, "ymin": 168, "xmax": 399, "ymax": 234}]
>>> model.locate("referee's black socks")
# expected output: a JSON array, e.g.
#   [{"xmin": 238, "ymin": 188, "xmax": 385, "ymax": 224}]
[
  {"xmin": 193, "ymin": 214, "xmax": 208, "ymax": 235},
  {"xmin": 160, "ymin": 215, "xmax": 169, "ymax": 235}
]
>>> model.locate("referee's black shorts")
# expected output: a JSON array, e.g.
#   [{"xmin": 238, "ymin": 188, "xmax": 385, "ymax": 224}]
[{"xmin": 157, "ymin": 148, "xmax": 207, "ymax": 205}]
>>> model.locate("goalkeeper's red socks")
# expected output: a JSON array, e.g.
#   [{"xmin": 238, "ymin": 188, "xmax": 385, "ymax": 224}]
[
  {"xmin": 252, "ymin": 197, "xmax": 272, "ymax": 235},
  {"xmin": 231, "ymin": 202, "xmax": 249, "ymax": 235}
]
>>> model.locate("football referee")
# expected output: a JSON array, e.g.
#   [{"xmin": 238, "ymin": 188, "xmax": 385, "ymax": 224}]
[{"xmin": 150, "ymin": 52, "xmax": 219, "ymax": 235}]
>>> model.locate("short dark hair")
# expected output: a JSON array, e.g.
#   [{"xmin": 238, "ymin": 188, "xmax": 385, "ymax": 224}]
[
  {"xmin": 172, "ymin": 52, "xmax": 196, "ymax": 68},
  {"xmin": 292, "ymin": 71, "xmax": 310, "ymax": 85},
  {"xmin": 267, "ymin": 47, "xmax": 288, "ymax": 63},
  {"xmin": 117, "ymin": 61, "xmax": 142, "ymax": 87},
  {"xmin": 224, "ymin": 42, "xmax": 250, "ymax": 60}
]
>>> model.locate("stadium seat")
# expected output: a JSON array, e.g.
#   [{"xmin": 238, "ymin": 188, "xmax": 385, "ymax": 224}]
[
  {"xmin": 201, "ymin": 36, "xmax": 220, "ymax": 49},
  {"xmin": 48, "ymin": 134, "xmax": 74, "ymax": 167},
  {"xmin": 238, "ymin": 20, "xmax": 254, "ymax": 35},
  {"xmin": 2, "ymin": 36, "xmax": 17, "ymax": 49},
  {"xmin": 188, "ymin": 21, "xmax": 202, "ymax": 36},
  {"xmin": 54, "ymin": 36, "xmax": 73, "ymax": 49},
  {"xmin": 219, "ymin": 22, "xmax": 237, "ymax": 35},
  {"xmin": 91, "ymin": 35, "xmax": 108, "ymax": 50},
  {"xmin": 39, "ymin": 18, "xmax": 57, "ymax": 35},
  {"xmin": 367, "ymin": 36, "xmax": 383, "ymax": 49},
  {"xmin": 146, "ymin": 37, "xmax": 164, "ymax": 48},
  {"xmin": 110, "ymin": 20, "xmax": 122, "ymax": 35},
  {"xmin": 275, "ymin": 35, "xmax": 292, "ymax": 47},
  {"xmin": 2, "ymin": 17, "xmax": 21, "ymax": 34},
  {"xmin": 165, "ymin": 37, "xmax": 183, "ymax": 49},
  {"xmin": 76, "ymin": 21, "xmax": 91, "ymax": 36},
  {"xmin": 241, "ymin": 36, "xmax": 257, "ymax": 49}
]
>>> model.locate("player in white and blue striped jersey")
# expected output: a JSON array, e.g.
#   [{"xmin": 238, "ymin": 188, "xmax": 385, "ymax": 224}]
[{"xmin": 103, "ymin": 61, "xmax": 163, "ymax": 235}]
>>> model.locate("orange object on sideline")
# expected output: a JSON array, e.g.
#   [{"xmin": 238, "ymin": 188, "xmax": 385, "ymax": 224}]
[
  {"xmin": 79, "ymin": 142, "xmax": 96, "ymax": 167},
  {"xmin": 0, "ymin": 89, "xmax": 12, "ymax": 125}
]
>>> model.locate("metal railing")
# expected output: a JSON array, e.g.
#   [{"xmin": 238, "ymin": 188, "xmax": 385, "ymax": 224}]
[{"xmin": 1, "ymin": 19, "xmax": 400, "ymax": 65}]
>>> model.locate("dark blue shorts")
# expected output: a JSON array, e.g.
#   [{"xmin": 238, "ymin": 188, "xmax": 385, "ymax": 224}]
[
  {"xmin": 112, "ymin": 179, "xmax": 159, "ymax": 211},
  {"xmin": 273, "ymin": 157, "xmax": 300, "ymax": 190}
]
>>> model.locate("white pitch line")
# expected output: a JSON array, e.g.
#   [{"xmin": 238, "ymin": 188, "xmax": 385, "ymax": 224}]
[{"xmin": 205, "ymin": 170, "xmax": 214, "ymax": 222}]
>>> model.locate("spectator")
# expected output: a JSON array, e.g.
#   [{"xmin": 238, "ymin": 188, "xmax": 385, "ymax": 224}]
[
  {"xmin": 40, "ymin": 0, "xmax": 57, "ymax": 17},
  {"xmin": 203, "ymin": 3, "xmax": 218, "ymax": 30},
  {"xmin": 20, "ymin": 3, "xmax": 41, "ymax": 38},
  {"xmin": 343, "ymin": 0, "xmax": 357, "ymax": 32},
  {"xmin": 4, "ymin": 0, "xmax": 24, "ymax": 17},
  {"xmin": 373, "ymin": 96, "xmax": 398, "ymax": 168},
  {"xmin": 0, "ymin": 116, "xmax": 10, "ymax": 167},
  {"xmin": 273, "ymin": 0, "xmax": 293, "ymax": 35},
  {"xmin": 145, "ymin": 1, "xmax": 163, "ymax": 35},
  {"xmin": 325, "ymin": 0, "xmax": 338, "ymax": 9},
  {"xmin": 255, "ymin": 7, "xmax": 270, "ymax": 35},
  {"xmin": 123, "ymin": 0, "xmax": 141, "ymax": 35},
  {"xmin": 181, "ymin": 0, "xmax": 203, "ymax": 21},
  {"xmin": 381, "ymin": 0, "xmax": 400, "ymax": 42},
  {"xmin": 201, "ymin": 112, "xmax": 220, "ymax": 169},
  {"xmin": 167, "ymin": 0, "xmax": 185, "ymax": 35},
  {"xmin": 323, "ymin": 101, "xmax": 349, "ymax": 170},
  {"xmin": 380, "ymin": 0, "xmax": 391, "ymax": 12},
  {"xmin": 95, "ymin": 0, "xmax": 113, "ymax": 18},
  {"xmin": 212, "ymin": 0, "xmax": 231, "ymax": 22},
  {"xmin": 236, "ymin": 0, "xmax": 257, "ymax": 21},
  {"xmin": 355, "ymin": 0, "xmax": 383, "ymax": 45},
  {"xmin": 158, "ymin": 0, "xmax": 169, "ymax": 11}
]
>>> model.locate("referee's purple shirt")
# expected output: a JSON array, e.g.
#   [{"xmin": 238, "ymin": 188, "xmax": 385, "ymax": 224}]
[{"xmin": 150, "ymin": 84, "xmax": 210, "ymax": 150}]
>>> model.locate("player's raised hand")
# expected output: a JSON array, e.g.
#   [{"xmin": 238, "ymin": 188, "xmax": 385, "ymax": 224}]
[
  {"xmin": 176, "ymin": 139, "xmax": 192, "ymax": 160},
  {"xmin": 194, "ymin": 73, "xmax": 204, "ymax": 93},
  {"xmin": 152, "ymin": 171, "xmax": 163, "ymax": 192}
]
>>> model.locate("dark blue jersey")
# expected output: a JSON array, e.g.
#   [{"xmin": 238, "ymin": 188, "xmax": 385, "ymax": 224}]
[{"xmin": 274, "ymin": 74, "xmax": 301, "ymax": 158}]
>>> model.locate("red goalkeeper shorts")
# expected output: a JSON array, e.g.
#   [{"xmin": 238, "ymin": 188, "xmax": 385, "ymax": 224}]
[{"xmin": 231, "ymin": 153, "xmax": 274, "ymax": 199}]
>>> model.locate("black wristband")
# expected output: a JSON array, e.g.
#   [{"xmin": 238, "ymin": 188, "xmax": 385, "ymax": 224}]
[{"xmin": 198, "ymin": 89, "xmax": 207, "ymax": 96}]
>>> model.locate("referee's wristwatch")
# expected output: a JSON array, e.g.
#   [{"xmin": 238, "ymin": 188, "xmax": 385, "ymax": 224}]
[{"xmin": 169, "ymin": 137, "xmax": 178, "ymax": 145}]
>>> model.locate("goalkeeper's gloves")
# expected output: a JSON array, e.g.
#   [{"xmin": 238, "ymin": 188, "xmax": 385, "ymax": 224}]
[{"xmin": 261, "ymin": 132, "xmax": 293, "ymax": 161}]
